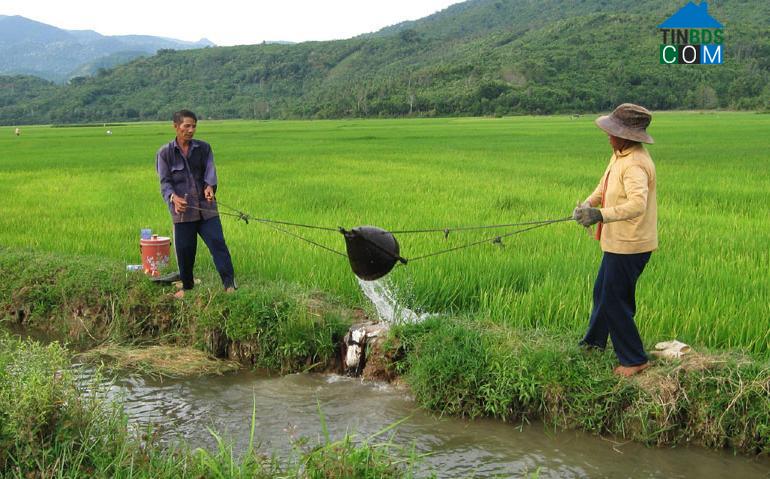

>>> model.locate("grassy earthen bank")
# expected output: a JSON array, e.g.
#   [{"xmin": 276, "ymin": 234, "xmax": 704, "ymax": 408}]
[
  {"xmin": 0, "ymin": 248, "xmax": 354, "ymax": 374},
  {"xmin": 1, "ymin": 248, "xmax": 768, "ymax": 461}
]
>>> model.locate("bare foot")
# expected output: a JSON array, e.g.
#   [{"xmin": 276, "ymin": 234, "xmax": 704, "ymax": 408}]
[
  {"xmin": 174, "ymin": 279, "xmax": 200, "ymax": 289},
  {"xmin": 173, "ymin": 289, "xmax": 185, "ymax": 299},
  {"xmin": 225, "ymin": 287, "xmax": 235, "ymax": 293},
  {"xmin": 613, "ymin": 362, "xmax": 649, "ymax": 377}
]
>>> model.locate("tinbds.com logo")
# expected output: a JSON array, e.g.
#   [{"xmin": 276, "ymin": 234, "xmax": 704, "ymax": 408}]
[{"xmin": 658, "ymin": 1, "xmax": 724, "ymax": 65}]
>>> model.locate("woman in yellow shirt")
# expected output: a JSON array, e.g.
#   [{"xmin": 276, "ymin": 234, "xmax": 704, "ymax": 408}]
[{"xmin": 574, "ymin": 103, "xmax": 657, "ymax": 377}]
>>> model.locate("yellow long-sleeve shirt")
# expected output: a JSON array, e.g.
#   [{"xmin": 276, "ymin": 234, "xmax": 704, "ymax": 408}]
[{"xmin": 586, "ymin": 144, "xmax": 658, "ymax": 254}]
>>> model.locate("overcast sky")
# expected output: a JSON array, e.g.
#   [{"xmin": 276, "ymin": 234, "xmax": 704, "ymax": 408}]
[{"xmin": 4, "ymin": 0, "xmax": 464, "ymax": 46}]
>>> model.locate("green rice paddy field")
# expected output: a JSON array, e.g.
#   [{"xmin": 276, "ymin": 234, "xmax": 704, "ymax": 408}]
[{"xmin": 2, "ymin": 113, "xmax": 768, "ymax": 357}]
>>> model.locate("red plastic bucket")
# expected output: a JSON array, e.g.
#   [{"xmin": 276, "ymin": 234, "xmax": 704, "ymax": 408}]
[{"xmin": 140, "ymin": 234, "xmax": 171, "ymax": 276}]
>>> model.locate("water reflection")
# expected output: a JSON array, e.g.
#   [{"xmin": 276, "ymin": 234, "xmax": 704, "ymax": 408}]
[{"xmin": 77, "ymin": 368, "xmax": 769, "ymax": 478}]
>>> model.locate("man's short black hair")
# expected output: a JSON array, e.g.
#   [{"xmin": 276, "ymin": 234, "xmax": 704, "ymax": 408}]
[{"xmin": 173, "ymin": 109, "xmax": 198, "ymax": 125}]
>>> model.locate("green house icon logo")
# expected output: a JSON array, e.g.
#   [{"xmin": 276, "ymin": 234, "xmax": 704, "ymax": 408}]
[{"xmin": 658, "ymin": 2, "xmax": 724, "ymax": 64}]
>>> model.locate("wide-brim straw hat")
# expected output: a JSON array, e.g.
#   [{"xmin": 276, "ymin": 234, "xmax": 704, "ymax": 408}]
[{"xmin": 595, "ymin": 103, "xmax": 654, "ymax": 144}]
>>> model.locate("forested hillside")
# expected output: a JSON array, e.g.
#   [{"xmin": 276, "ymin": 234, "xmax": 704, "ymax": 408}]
[{"xmin": 1, "ymin": 0, "xmax": 768, "ymax": 125}]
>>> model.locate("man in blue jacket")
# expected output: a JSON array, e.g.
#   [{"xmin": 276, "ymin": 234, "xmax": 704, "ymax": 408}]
[{"xmin": 156, "ymin": 109, "xmax": 235, "ymax": 298}]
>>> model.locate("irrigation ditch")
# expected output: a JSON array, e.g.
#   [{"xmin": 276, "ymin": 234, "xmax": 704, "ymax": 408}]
[{"xmin": 1, "ymin": 247, "xmax": 769, "ymax": 468}]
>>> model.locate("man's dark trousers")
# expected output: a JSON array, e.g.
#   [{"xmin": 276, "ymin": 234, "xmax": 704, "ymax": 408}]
[
  {"xmin": 173, "ymin": 215, "xmax": 235, "ymax": 290},
  {"xmin": 581, "ymin": 251, "xmax": 651, "ymax": 366}
]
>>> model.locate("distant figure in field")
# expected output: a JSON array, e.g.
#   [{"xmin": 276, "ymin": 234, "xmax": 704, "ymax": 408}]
[
  {"xmin": 156, "ymin": 109, "xmax": 236, "ymax": 298},
  {"xmin": 14, "ymin": 127, "xmax": 20, "ymax": 136},
  {"xmin": 573, "ymin": 103, "xmax": 657, "ymax": 377},
  {"xmin": 106, "ymin": 130, "xmax": 112, "ymax": 135}
]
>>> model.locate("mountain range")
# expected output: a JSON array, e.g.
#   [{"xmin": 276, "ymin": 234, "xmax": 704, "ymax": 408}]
[
  {"xmin": 0, "ymin": 15, "xmax": 214, "ymax": 82},
  {"xmin": 1, "ymin": 0, "xmax": 768, "ymax": 125}
]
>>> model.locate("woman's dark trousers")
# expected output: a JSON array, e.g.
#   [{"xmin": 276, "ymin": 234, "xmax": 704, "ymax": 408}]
[{"xmin": 581, "ymin": 251, "xmax": 651, "ymax": 366}]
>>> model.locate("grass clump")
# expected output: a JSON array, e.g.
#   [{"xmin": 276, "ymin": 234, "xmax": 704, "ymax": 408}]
[
  {"xmin": 0, "ymin": 334, "xmax": 135, "ymax": 476},
  {"xmin": 299, "ymin": 434, "xmax": 419, "ymax": 479},
  {"xmin": 389, "ymin": 316, "xmax": 770, "ymax": 456},
  {"xmin": 195, "ymin": 282, "xmax": 350, "ymax": 373},
  {"xmin": 0, "ymin": 248, "xmax": 174, "ymax": 343}
]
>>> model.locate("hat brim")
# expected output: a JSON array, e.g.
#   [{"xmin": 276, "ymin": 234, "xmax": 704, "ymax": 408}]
[{"xmin": 595, "ymin": 115, "xmax": 654, "ymax": 144}]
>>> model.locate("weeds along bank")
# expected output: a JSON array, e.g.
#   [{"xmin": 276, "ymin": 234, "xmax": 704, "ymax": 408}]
[
  {"xmin": 1, "ymin": 249, "xmax": 768, "ymax": 457},
  {"xmin": 389, "ymin": 319, "xmax": 769, "ymax": 456},
  {"xmin": 0, "ymin": 248, "xmax": 353, "ymax": 373},
  {"xmin": 0, "ymin": 336, "xmax": 422, "ymax": 478},
  {"xmin": 2, "ymin": 114, "xmax": 769, "ymax": 357}
]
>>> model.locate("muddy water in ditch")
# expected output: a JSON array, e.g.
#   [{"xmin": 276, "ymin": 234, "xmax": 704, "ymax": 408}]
[{"xmin": 81, "ymin": 369, "xmax": 768, "ymax": 478}]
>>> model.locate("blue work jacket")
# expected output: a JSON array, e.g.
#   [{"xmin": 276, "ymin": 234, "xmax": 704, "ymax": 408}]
[{"xmin": 156, "ymin": 138, "xmax": 219, "ymax": 223}]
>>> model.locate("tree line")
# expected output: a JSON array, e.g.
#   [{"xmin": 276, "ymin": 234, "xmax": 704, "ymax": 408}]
[{"xmin": 1, "ymin": 8, "xmax": 768, "ymax": 125}]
